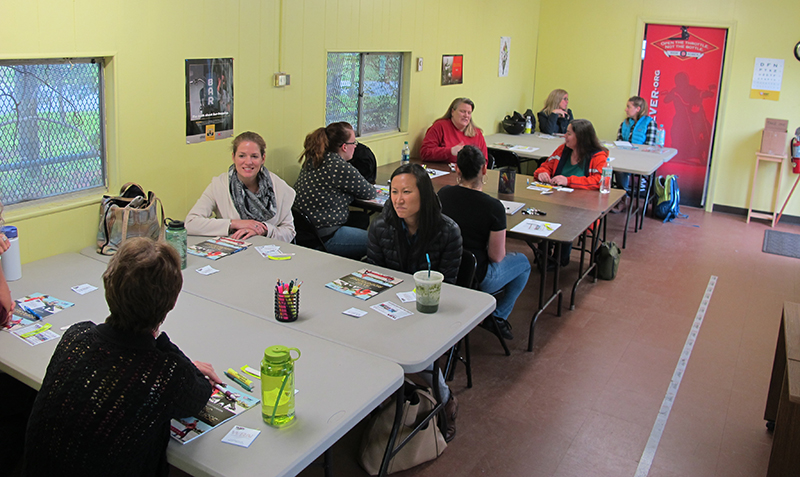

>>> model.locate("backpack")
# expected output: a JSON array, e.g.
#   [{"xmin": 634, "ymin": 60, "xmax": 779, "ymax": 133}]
[
  {"xmin": 653, "ymin": 174, "xmax": 687, "ymax": 223},
  {"xmin": 595, "ymin": 241, "xmax": 621, "ymax": 280}
]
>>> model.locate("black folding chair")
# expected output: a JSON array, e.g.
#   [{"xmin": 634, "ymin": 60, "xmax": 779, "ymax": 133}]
[
  {"xmin": 291, "ymin": 205, "xmax": 328, "ymax": 252},
  {"xmin": 488, "ymin": 147, "xmax": 522, "ymax": 173}
]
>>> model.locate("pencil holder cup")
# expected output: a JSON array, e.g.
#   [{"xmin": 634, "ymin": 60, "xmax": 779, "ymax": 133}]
[{"xmin": 274, "ymin": 288, "xmax": 300, "ymax": 322}]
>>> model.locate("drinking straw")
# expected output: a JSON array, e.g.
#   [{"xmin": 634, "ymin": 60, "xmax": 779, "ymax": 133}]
[
  {"xmin": 270, "ymin": 374, "xmax": 290, "ymax": 426},
  {"xmin": 426, "ymin": 253, "xmax": 431, "ymax": 278}
]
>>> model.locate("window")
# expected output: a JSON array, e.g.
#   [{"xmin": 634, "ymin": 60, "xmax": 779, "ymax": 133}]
[
  {"xmin": 326, "ymin": 53, "xmax": 403, "ymax": 136},
  {"xmin": 0, "ymin": 58, "xmax": 106, "ymax": 206}
]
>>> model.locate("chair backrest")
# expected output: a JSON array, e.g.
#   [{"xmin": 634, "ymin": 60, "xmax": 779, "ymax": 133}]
[
  {"xmin": 291, "ymin": 205, "xmax": 327, "ymax": 252},
  {"xmin": 487, "ymin": 148, "xmax": 521, "ymax": 173},
  {"xmin": 456, "ymin": 249, "xmax": 478, "ymax": 289},
  {"xmin": 350, "ymin": 143, "xmax": 377, "ymax": 184}
]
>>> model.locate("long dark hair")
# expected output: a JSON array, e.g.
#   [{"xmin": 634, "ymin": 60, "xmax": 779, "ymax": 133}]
[
  {"xmin": 299, "ymin": 122, "xmax": 353, "ymax": 169},
  {"xmin": 570, "ymin": 119, "xmax": 607, "ymax": 162},
  {"xmin": 384, "ymin": 164, "xmax": 444, "ymax": 262}
]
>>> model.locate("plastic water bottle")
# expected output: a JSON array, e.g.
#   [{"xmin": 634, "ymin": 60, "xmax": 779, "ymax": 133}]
[
  {"xmin": 261, "ymin": 345, "xmax": 301, "ymax": 427},
  {"xmin": 1, "ymin": 226, "xmax": 21, "ymax": 281},
  {"xmin": 164, "ymin": 218, "xmax": 187, "ymax": 270},
  {"xmin": 525, "ymin": 116, "xmax": 532, "ymax": 134},
  {"xmin": 600, "ymin": 164, "xmax": 612, "ymax": 194},
  {"xmin": 656, "ymin": 124, "xmax": 666, "ymax": 148},
  {"xmin": 401, "ymin": 141, "xmax": 410, "ymax": 166}
]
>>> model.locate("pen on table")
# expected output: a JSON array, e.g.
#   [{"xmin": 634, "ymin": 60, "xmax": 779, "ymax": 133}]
[
  {"xmin": 214, "ymin": 383, "xmax": 239, "ymax": 400},
  {"xmin": 21, "ymin": 305, "xmax": 42, "ymax": 319}
]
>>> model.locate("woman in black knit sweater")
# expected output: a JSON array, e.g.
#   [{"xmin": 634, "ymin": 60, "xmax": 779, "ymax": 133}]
[{"xmin": 24, "ymin": 238, "xmax": 222, "ymax": 476}]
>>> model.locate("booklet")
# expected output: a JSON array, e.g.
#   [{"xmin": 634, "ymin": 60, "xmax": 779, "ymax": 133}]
[
  {"xmin": 170, "ymin": 386, "xmax": 260, "ymax": 445},
  {"xmin": 325, "ymin": 268, "xmax": 404, "ymax": 300},
  {"xmin": 363, "ymin": 184, "xmax": 390, "ymax": 206},
  {"xmin": 187, "ymin": 237, "xmax": 252, "ymax": 260},
  {"xmin": 5, "ymin": 293, "xmax": 75, "ymax": 332},
  {"xmin": 510, "ymin": 218, "xmax": 562, "ymax": 237}
]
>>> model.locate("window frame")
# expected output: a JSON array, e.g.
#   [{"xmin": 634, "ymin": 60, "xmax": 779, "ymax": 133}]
[
  {"xmin": 0, "ymin": 57, "xmax": 108, "ymax": 207},
  {"xmin": 327, "ymin": 52, "xmax": 404, "ymax": 137}
]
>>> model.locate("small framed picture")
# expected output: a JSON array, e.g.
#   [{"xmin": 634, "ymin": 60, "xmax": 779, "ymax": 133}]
[{"xmin": 441, "ymin": 55, "xmax": 463, "ymax": 85}]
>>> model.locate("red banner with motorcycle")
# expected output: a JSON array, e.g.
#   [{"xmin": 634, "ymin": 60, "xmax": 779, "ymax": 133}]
[{"xmin": 638, "ymin": 25, "xmax": 727, "ymax": 207}]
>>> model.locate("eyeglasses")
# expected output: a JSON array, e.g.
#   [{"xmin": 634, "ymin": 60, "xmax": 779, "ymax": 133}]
[{"xmin": 345, "ymin": 140, "xmax": 358, "ymax": 147}]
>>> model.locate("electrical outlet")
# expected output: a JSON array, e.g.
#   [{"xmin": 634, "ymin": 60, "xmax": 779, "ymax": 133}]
[
  {"xmin": 273, "ymin": 73, "xmax": 288, "ymax": 87},
  {"xmin": 417, "ymin": 57, "xmax": 423, "ymax": 72}
]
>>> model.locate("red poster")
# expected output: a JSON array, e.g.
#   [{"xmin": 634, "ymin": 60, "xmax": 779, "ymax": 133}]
[{"xmin": 639, "ymin": 25, "xmax": 727, "ymax": 207}]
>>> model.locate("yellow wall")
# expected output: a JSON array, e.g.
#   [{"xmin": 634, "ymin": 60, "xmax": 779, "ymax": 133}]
[
  {"xmin": 2, "ymin": 0, "xmax": 541, "ymax": 263},
  {"xmin": 534, "ymin": 0, "xmax": 800, "ymax": 214}
]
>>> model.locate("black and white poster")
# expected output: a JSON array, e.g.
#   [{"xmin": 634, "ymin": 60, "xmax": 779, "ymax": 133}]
[{"xmin": 186, "ymin": 58, "xmax": 233, "ymax": 144}]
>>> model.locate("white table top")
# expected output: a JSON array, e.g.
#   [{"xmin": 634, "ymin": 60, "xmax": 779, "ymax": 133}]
[
  {"xmin": 146, "ymin": 237, "xmax": 496, "ymax": 373},
  {"xmin": 485, "ymin": 132, "xmax": 678, "ymax": 175},
  {"xmin": 3, "ymin": 252, "xmax": 403, "ymax": 477}
]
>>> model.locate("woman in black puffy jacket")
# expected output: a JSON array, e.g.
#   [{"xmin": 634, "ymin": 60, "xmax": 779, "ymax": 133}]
[{"xmin": 367, "ymin": 163, "xmax": 462, "ymax": 284}]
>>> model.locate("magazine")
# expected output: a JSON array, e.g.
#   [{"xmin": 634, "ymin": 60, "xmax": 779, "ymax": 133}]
[
  {"xmin": 187, "ymin": 237, "xmax": 252, "ymax": 260},
  {"xmin": 363, "ymin": 184, "xmax": 390, "ymax": 206},
  {"xmin": 5, "ymin": 293, "xmax": 75, "ymax": 332},
  {"xmin": 325, "ymin": 268, "xmax": 404, "ymax": 300},
  {"xmin": 170, "ymin": 386, "xmax": 260, "ymax": 444}
]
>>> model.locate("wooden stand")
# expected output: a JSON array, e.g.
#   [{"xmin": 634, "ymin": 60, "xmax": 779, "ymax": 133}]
[
  {"xmin": 764, "ymin": 302, "xmax": 800, "ymax": 476},
  {"xmin": 747, "ymin": 152, "xmax": 786, "ymax": 226}
]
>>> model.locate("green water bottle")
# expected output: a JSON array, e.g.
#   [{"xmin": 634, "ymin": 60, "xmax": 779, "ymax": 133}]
[
  {"xmin": 164, "ymin": 218, "xmax": 187, "ymax": 270},
  {"xmin": 261, "ymin": 345, "xmax": 301, "ymax": 427}
]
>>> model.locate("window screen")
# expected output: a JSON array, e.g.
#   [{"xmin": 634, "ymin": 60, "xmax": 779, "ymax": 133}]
[
  {"xmin": 0, "ymin": 59, "xmax": 106, "ymax": 206},
  {"xmin": 326, "ymin": 53, "xmax": 402, "ymax": 136}
]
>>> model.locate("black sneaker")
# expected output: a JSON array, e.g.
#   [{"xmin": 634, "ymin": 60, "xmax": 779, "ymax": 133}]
[{"xmin": 479, "ymin": 316, "xmax": 514, "ymax": 340}]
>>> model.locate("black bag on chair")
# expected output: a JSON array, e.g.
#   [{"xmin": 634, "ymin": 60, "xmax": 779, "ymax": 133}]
[{"xmin": 595, "ymin": 241, "xmax": 621, "ymax": 280}]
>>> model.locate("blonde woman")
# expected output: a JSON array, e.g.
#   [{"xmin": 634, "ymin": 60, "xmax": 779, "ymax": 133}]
[
  {"xmin": 537, "ymin": 89, "xmax": 573, "ymax": 134},
  {"xmin": 420, "ymin": 97, "xmax": 488, "ymax": 163}
]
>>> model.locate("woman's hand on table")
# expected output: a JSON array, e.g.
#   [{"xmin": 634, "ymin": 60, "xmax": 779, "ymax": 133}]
[
  {"xmin": 537, "ymin": 172, "xmax": 552, "ymax": 183},
  {"xmin": 230, "ymin": 219, "xmax": 267, "ymax": 239},
  {"xmin": 551, "ymin": 175, "xmax": 568, "ymax": 186},
  {"xmin": 194, "ymin": 361, "xmax": 223, "ymax": 385}
]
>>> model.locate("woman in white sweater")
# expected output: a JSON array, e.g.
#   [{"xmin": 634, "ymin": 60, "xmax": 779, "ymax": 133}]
[{"xmin": 185, "ymin": 131, "xmax": 296, "ymax": 242}]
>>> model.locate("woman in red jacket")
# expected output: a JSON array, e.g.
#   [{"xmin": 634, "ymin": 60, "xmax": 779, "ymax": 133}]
[
  {"xmin": 534, "ymin": 119, "xmax": 608, "ymax": 268},
  {"xmin": 534, "ymin": 118, "xmax": 608, "ymax": 190},
  {"xmin": 420, "ymin": 97, "xmax": 488, "ymax": 163}
]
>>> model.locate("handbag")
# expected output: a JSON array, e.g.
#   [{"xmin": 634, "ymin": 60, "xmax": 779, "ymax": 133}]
[
  {"xmin": 358, "ymin": 380, "xmax": 447, "ymax": 475},
  {"xmin": 96, "ymin": 183, "xmax": 164, "ymax": 255},
  {"xmin": 595, "ymin": 240, "xmax": 621, "ymax": 280}
]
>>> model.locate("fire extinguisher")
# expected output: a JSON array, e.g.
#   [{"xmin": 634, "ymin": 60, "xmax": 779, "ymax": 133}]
[{"xmin": 792, "ymin": 127, "xmax": 800, "ymax": 174}]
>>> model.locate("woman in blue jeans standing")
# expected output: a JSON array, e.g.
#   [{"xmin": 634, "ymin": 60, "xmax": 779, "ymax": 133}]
[{"xmin": 438, "ymin": 146, "xmax": 531, "ymax": 340}]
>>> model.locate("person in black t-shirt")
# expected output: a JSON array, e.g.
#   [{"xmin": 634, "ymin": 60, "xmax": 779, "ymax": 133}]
[{"xmin": 439, "ymin": 146, "xmax": 531, "ymax": 340}]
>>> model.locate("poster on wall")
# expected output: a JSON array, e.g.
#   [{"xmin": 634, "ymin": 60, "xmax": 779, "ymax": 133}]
[
  {"xmin": 499, "ymin": 37, "xmax": 510, "ymax": 77},
  {"xmin": 186, "ymin": 58, "xmax": 234, "ymax": 144},
  {"xmin": 750, "ymin": 58, "xmax": 783, "ymax": 101},
  {"xmin": 638, "ymin": 25, "xmax": 727, "ymax": 207},
  {"xmin": 441, "ymin": 55, "xmax": 463, "ymax": 85}
]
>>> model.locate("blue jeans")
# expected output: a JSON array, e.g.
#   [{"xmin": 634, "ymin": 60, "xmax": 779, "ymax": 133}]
[
  {"xmin": 479, "ymin": 252, "xmax": 531, "ymax": 320},
  {"xmin": 324, "ymin": 226, "xmax": 368, "ymax": 260}
]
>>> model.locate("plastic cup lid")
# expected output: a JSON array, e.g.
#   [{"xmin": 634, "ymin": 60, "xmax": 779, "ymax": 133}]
[{"xmin": 2, "ymin": 225, "xmax": 17, "ymax": 239}]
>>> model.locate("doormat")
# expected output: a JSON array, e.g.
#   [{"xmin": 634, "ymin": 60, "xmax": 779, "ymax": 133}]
[{"xmin": 763, "ymin": 230, "xmax": 800, "ymax": 259}]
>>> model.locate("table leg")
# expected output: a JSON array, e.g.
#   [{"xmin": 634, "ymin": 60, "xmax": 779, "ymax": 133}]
[{"xmin": 526, "ymin": 239, "xmax": 563, "ymax": 352}]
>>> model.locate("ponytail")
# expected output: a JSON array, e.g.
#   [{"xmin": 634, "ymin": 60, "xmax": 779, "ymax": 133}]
[{"xmin": 299, "ymin": 128, "xmax": 329, "ymax": 169}]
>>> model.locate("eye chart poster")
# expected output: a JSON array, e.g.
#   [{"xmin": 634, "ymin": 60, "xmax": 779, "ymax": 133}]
[{"xmin": 750, "ymin": 58, "xmax": 784, "ymax": 101}]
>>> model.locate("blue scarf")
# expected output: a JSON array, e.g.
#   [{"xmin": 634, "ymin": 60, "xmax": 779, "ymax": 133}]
[{"xmin": 620, "ymin": 116, "xmax": 653, "ymax": 145}]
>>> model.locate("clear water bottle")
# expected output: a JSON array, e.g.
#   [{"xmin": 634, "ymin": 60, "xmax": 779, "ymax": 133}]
[
  {"xmin": 600, "ymin": 164, "xmax": 612, "ymax": 194},
  {"xmin": 261, "ymin": 345, "xmax": 301, "ymax": 427},
  {"xmin": 656, "ymin": 124, "xmax": 666, "ymax": 148},
  {"xmin": 401, "ymin": 141, "xmax": 410, "ymax": 166},
  {"xmin": 525, "ymin": 116, "xmax": 532, "ymax": 134},
  {"xmin": 164, "ymin": 218, "xmax": 187, "ymax": 270},
  {"xmin": 1, "ymin": 226, "xmax": 21, "ymax": 281}
]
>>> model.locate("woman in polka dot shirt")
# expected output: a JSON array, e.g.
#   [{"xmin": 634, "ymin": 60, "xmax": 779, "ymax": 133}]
[{"xmin": 295, "ymin": 122, "xmax": 376, "ymax": 259}]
